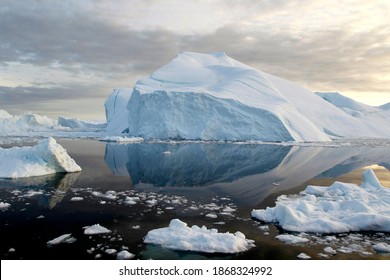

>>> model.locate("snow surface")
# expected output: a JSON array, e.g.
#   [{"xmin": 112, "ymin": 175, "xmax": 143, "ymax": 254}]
[
  {"xmin": 144, "ymin": 218, "xmax": 255, "ymax": 253},
  {"xmin": 0, "ymin": 137, "xmax": 81, "ymax": 178},
  {"xmin": 252, "ymin": 169, "xmax": 390, "ymax": 233},
  {"xmin": 105, "ymin": 52, "xmax": 390, "ymax": 141}
]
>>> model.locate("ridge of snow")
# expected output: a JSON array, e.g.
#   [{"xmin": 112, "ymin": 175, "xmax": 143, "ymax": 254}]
[
  {"xmin": 0, "ymin": 137, "xmax": 82, "ymax": 178},
  {"xmin": 315, "ymin": 92, "xmax": 378, "ymax": 115},
  {"xmin": 251, "ymin": 169, "xmax": 390, "ymax": 233}
]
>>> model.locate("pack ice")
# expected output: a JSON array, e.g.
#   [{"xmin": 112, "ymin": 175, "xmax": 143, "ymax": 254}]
[
  {"xmin": 105, "ymin": 52, "xmax": 390, "ymax": 141},
  {"xmin": 251, "ymin": 169, "xmax": 390, "ymax": 233},
  {"xmin": 0, "ymin": 137, "xmax": 81, "ymax": 178}
]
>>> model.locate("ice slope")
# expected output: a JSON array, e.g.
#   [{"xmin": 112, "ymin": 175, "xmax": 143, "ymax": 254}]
[
  {"xmin": 106, "ymin": 52, "xmax": 389, "ymax": 141},
  {"xmin": 0, "ymin": 137, "xmax": 81, "ymax": 178},
  {"xmin": 315, "ymin": 92, "xmax": 390, "ymax": 138}
]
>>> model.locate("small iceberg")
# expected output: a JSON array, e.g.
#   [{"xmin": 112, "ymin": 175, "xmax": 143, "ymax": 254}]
[
  {"xmin": 144, "ymin": 218, "xmax": 255, "ymax": 253},
  {"xmin": 0, "ymin": 137, "xmax": 81, "ymax": 178},
  {"xmin": 252, "ymin": 169, "xmax": 390, "ymax": 233}
]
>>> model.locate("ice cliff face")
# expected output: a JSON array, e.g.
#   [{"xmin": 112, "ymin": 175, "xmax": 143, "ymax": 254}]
[{"xmin": 105, "ymin": 52, "xmax": 390, "ymax": 141}]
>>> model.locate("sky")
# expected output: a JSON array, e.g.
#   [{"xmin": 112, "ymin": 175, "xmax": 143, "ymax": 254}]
[{"xmin": 1, "ymin": 0, "xmax": 389, "ymax": 120}]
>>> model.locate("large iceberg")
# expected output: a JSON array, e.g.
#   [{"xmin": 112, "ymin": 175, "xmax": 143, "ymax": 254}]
[
  {"xmin": 105, "ymin": 52, "xmax": 390, "ymax": 141},
  {"xmin": 0, "ymin": 137, "xmax": 81, "ymax": 178}
]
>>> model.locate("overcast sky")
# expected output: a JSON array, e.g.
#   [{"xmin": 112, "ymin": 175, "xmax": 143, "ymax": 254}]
[{"xmin": 1, "ymin": 0, "xmax": 389, "ymax": 120}]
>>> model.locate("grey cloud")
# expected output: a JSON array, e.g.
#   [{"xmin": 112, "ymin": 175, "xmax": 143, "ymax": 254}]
[
  {"xmin": 180, "ymin": 24, "xmax": 390, "ymax": 94},
  {"xmin": 0, "ymin": 2, "xmax": 178, "ymax": 73}
]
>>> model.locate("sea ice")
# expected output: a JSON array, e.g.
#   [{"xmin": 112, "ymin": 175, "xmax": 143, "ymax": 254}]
[
  {"xmin": 116, "ymin": 250, "xmax": 135, "ymax": 260},
  {"xmin": 144, "ymin": 218, "xmax": 255, "ymax": 253},
  {"xmin": 276, "ymin": 234, "xmax": 310, "ymax": 244},
  {"xmin": 372, "ymin": 243, "xmax": 390, "ymax": 253},
  {"xmin": 47, "ymin": 233, "xmax": 77, "ymax": 246},
  {"xmin": 297, "ymin": 253, "xmax": 311, "ymax": 259},
  {"xmin": 0, "ymin": 202, "xmax": 11, "ymax": 209},
  {"xmin": 0, "ymin": 137, "xmax": 81, "ymax": 178},
  {"xmin": 84, "ymin": 224, "xmax": 111, "ymax": 235},
  {"xmin": 251, "ymin": 169, "xmax": 390, "ymax": 233}
]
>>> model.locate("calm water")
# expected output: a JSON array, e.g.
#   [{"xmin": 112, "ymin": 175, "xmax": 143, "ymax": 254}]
[{"xmin": 0, "ymin": 138, "xmax": 389, "ymax": 260}]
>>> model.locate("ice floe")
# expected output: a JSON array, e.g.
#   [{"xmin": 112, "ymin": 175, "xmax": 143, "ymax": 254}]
[
  {"xmin": 372, "ymin": 243, "xmax": 390, "ymax": 253},
  {"xmin": 252, "ymin": 169, "xmax": 390, "ymax": 233},
  {"xmin": 144, "ymin": 218, "xmax": 255, "ymax": 253},
  {"xmin": 0, "ymin": 137, "xmax": 81, "ymax": 178},
  {"xmin": 84, "ymin": 224, "xmax": 111, "ymax": 235},
  {"xmin": 116, "ymin": 250, "xmax": 135, "ymax": 260},
  {"xmin": 276, "ymin": 234, "xmax": 310, "ymax": 244},
  {"xmin": 47, "ymin": 233, "xmax": 77, "ymax": 246},
  {"xmin": 0, "ymin": 202, "xmax": 11, "ymax": 209},
  {"xmin": 297, "ymin": 252, "xmax": 311, "ymax": 259}
]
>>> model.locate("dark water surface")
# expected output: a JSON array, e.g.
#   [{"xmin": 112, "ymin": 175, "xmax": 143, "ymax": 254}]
[{"xmin": 1, "ymin": 138, "xmax": 389, "ymax": 260}]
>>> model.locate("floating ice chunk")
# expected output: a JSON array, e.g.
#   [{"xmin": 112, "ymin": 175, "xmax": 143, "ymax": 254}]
[
  {"xmin": 252, "ymin": 169, "xmax": 390, "ymax": 233},
  {"xmin": 92, "ymin": 191, "xmax": 117, "ymax": 200},
  {"xmin": 324, "ymin": 246, "xmax": 337, "ymax": 255},
  {"xmin": 206, "ymin": 213, "xmax": 218, "ymax": 219},
  {"xmin": 372, "ymin": 243, "xmax": 390, "ymax": 253},
  {"xmin": 47, "ymin": 234, "xmax": 76, "ymax": 246},
  {"xmin": 99, "ymin": 136, "xmax": 144, "ymax": 143},
  {"xmin": 144, "ymin": 219, "xmax": 255, "ymax": 253},
  {"xmin": 84, "ymin": 224, "xmax": 111, "ymax": 235},
  {"xmin": 0, "ymin": 137, "xmax": 81, "ymax": 178},
  {"xmin": 276, "ymin": 234, "xmax": 310, "ymax": 244},
  {"xmin": 105, "ymin": 248, "xmax": 117, "ymax": 255},
  {"xmin": 124, "ymin": 196, "xmax": 139, "ymax": 205},
  {"xmin": 297, "ymin": 253, "xmax": 311, "ymax": 259},
  {"xmin": 0, "ymin": 202, "xmax": 11, "ymax": 209},
  {"xmin": 116, "ymin": 250, "xmax": 135, "ymax": 260}
]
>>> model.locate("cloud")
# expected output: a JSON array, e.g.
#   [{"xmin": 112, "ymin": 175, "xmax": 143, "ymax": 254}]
[
  {"xmin": 0, "ymin": 0, "xmax": 388, "ymax": 119},
  {"xmin": 0, "ymin": 2, "xmax": 179, "ymax": 74}
]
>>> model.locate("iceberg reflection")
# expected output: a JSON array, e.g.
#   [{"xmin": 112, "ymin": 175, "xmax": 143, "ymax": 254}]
[
  {"xmin": 104, "ymin": 142, "xmax": 390, "ymax": 205},
  {"xmin": 0, "ymin": 172, "xmax": 80, "ymax": 208}
]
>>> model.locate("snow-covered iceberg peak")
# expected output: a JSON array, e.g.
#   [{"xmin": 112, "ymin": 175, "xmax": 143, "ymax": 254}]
[
  {"xmin": 0, "ymin": 137, "xmax": 81, "ymax": 178},
  {"xmin": 125, "ymin": 51, "xmax": 330, "ymax": 141},
  {"xmin": 105, "ymin": 51, "xmax": 390, "ymax": 141},
  {"xmin": 251, "ymin": 169, "xmax": 390, "ymax": 233}
]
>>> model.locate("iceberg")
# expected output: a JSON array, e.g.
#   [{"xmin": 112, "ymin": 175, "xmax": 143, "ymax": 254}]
[
  {"xmin": 144, "ymin": 219, "xmax": 255, "ymax": 253},
  {"xmin": 104, "ymin": 88, "xmax": 133, "ymax": 133},
  {"xmin": 0, "ymin": 137, "xmax": 81, "ymax": 178},
  {"xmin": 105, "ymin": 52, "xmax": 390, "ymax": 141},
  {"xmin": 251, "ymin": 169, "xmax": 390, "ymax": 233}
]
